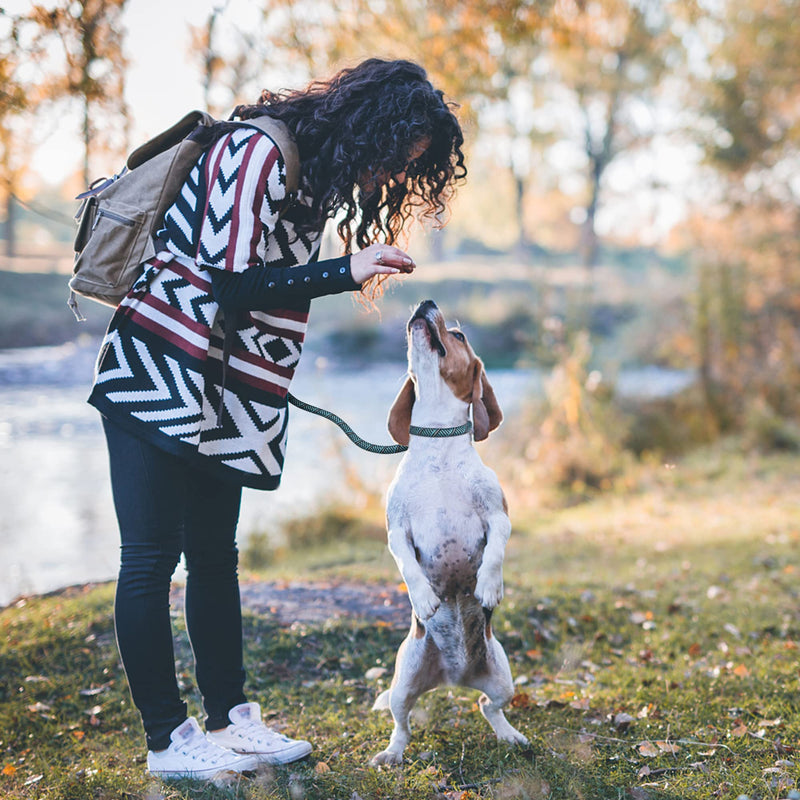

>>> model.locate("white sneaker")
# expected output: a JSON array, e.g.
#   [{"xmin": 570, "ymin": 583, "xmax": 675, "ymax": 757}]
[
  {"xmin": 147, "ymin": 717, "xmax": 259, "ymax": 779},
  {"xmin": 206, "ymin": 702, "xmax": 312, "ymax": 765}
]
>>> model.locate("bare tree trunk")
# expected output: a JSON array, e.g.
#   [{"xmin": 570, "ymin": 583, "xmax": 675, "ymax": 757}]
[
  {"xmin": 4, "ymin": 192, "xmax": 15, "ymax": 258},
  {"xmin": 82, "ymin": 97, "xmax": 91, "ymax": 187},
  {"xmin": 202, "ymin": 10, "xmax": 219, "ymax": 112},
  {"xmin": 696, "ymin": 260, "xmax": 722, "ymax": 434},
  {"xmin": 579, "ymin": 73, "xmax": 622, "ymax": 273},
  {"xmin": 580, "ymin": 161, "xmax": 601, "ymax": 271},
  {"xmin": 514, "ymin": 172, "xmax": 527, "ymax": 258}
]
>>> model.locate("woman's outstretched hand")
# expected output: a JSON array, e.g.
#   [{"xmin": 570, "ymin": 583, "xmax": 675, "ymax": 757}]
[{"xmin": 350, "ymin": 243, "xmax": 416, "ymax": 284}]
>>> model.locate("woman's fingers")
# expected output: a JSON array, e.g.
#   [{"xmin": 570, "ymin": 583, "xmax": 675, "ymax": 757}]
[
  {"xmin": 375, "ymin": 245, "xmax": 415, "ymax": 272},
  {"xmin": 351, "ymin": 244, "xmax": 416, "ymax": 283}
]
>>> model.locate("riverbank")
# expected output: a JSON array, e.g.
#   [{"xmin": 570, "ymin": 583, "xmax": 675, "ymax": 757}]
[
  {"xmin": 0, "ymin": 335, "xmax": 696, "ymax": 607},
  {"xmin": 0, "ymin": 251, "xmax": 689, "ymax": 369},
  {"xmin": 2, "ymin": 443, "xmax": 799, "ymax": 799}
]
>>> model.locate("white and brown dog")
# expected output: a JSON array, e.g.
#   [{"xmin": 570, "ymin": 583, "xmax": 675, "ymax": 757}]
[{"xmin": 371, "ymin": 299, "xmax": 528, "ymax": 766}]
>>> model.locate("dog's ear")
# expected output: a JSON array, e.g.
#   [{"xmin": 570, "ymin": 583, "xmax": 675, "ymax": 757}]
[
  {"xmin": 471, "ymin": 360, "xmax": 503, "ymax": 442},
  {"xmin": 388, "ymin": 377, "xmax": 415, "ymax": 445}
]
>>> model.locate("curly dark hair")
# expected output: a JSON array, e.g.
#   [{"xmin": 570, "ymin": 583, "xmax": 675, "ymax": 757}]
[{"xmin": 233, "ymin": 58, "xmax": 466, "ymax": 254}]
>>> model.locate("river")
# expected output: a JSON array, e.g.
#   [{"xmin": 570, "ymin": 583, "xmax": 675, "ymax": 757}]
[{"xmin": 0, "ymin": 337, "xmax": 692, "ymax": 606}]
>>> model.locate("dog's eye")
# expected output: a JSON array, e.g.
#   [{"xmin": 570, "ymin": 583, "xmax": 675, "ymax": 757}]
[{"xmin": 451, "ymin": 331, "xmax": 466, "ymax": 342}]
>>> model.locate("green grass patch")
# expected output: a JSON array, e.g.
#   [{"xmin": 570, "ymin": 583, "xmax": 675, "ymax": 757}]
[
  {"xmin": 0, "ymin": 271, "xmax": 113, "ymax": 347},
  {"xmin": 2, "ymin": 448, "xmax": 800, "ymax": 799}
]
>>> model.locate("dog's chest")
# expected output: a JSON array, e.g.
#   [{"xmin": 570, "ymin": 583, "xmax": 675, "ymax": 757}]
[{"xmin": 388, "ymin": 451, "xmax": 490, "ymax": 596}]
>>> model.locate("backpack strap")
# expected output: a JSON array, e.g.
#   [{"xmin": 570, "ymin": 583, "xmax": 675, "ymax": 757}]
[
  {"xmin": 213, "ymin": 114, "xmax": 301, "ymax": 427},
  {"xmin": 127, "ymin": 110, "xmax": 217, "ymax": 170},
  {"xmin": 127, "ymin": 109, "xmax": 300, "ymax": 196},
  {"xmin": 233, "ymin": 115, "xmax": 300, "ymax": 197}
]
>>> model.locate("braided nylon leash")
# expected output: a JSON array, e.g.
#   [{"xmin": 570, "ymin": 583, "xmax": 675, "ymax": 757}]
[{"xmin": 287, "ymin": 393, "xmax": 472, "ymax": 455}]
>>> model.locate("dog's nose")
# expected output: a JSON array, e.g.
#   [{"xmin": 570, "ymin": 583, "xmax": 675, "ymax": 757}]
[{"xmin": 411, "ymin": 300, "xmax": 438, "ymax": 321}]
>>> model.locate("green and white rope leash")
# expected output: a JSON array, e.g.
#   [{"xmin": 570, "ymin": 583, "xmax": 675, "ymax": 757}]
[{"xmin": 287, "ymin": 393, "xmax": 472, "ymax": 455}]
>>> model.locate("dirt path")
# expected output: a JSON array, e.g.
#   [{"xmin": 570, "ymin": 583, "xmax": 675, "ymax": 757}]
[
  {"xmin": 28, "ymin": 579, "xmax": 412, "ymax": 629},
  {"xmin": 171, "ymin": 579, "xmax": 412, "ymax": 628}
]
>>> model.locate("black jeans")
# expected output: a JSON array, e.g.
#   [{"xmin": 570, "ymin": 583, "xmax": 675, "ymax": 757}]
[{"xmin": 102, "ymin": 416, "xmax": 247, "ymax": 751}]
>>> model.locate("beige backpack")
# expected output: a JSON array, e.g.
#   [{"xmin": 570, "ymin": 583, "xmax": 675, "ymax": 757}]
[{"xmin": 69, "ymin": 110, "xmax": 299, "ymax": 319}]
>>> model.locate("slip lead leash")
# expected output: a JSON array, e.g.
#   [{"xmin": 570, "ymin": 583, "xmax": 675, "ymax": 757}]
[{"xmin": 286, "ymin": 393, "xmax": 473, "ymax": 455}]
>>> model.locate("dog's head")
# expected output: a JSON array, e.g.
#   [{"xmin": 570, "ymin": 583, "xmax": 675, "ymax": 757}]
[{"xmin": 388, "ymin": 299, "xmax": 503, "ymax": 445}]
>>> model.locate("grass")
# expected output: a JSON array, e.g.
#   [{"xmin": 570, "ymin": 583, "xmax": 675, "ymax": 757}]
[
  {"xmin": 0, "ymin": 270, "xmax": 113, "ymax": 347},
  {"xmin": 2, "ymin": 444, "xmax": 800, "ymax": 800}
]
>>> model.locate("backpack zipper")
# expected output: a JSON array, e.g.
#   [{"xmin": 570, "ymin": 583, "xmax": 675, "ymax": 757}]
[{"xmin": 92, "ymin": 207, "xmax": 137, "ymax": 230}]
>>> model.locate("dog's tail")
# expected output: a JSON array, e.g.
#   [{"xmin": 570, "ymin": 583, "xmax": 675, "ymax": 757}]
[{"xmin": 372, "ymin": 689, "xmax": 391, "ymax": 711}]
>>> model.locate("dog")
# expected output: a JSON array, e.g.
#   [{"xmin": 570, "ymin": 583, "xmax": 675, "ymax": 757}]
[{"xmin": 370, "ymin": 299, "xmax": 528, "ymax": 766}]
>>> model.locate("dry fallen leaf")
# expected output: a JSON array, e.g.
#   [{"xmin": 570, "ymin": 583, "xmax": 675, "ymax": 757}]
[
  {"xmin": 638, "ymin": 703, "xmax": 655, "ymax": 719},
  {"xmin": 314, "ymin": 761, "xmax": 331, "ymax": 774},
  {"xmin": 731, "ymin": 723, "xmax": 748, "ymax": 738},
  {"xmin": 79, "ymin": 686, "xmax": 107, "ymax": 697},
  {"xmin": 638, "ymin": 741, "xmax": 660, "ymax": 757},
  {"xmin": 614, "ymin": 712, "xmax": 635, "ymax": 731},
  {"xmin": 211, "ymin": 769, "xmax": 242, "ymax": 788},
  {"xmin": 656, "ymin": 740, "xmax": 681, "ymax": 754},
  {"xmin": 510, "ymin": 692, "xmax": 530, "ymax": 708},
  {"xmin": 733, "ymin": 663, "xmax": 750, "ymax": 677},
  {"xmin": 2, "ymin": 764, "xmax": 17, "ymax": 776}
]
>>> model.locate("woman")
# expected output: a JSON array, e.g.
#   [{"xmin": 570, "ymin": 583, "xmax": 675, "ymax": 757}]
[{"xmin": 89, "ymin": 58, "xmax": 466, "ymax": 779}]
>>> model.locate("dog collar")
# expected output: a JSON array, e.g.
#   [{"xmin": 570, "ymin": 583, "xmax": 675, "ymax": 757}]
[{"xmin": 408, "ymin": 421, "xmax": 473, "ymax": 439}]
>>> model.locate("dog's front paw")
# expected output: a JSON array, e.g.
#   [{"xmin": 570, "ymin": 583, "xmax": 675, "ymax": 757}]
[
  {"xmin": 409, "ymin": 583, "xmax": 440, "ymax": 620},
  {"xmin": 370, "ymin": 749, "xmax": 404, "ymax": 767},
  {"xmin": 475, "ymin": 570, "xmax": 504, "ymax": 609},
  {"xmin": 498, "ymin": 728, "xmax": 529, "ymax": 747}
]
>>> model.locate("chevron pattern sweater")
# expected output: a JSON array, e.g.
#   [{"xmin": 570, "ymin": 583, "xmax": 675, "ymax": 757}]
[{"xmin": 89, "ymin": 127, "xmax": 359, "ymax": 489}]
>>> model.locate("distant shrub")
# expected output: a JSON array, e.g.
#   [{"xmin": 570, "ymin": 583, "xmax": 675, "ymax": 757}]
[
  {"xmin": 513, "ymin": 332, "xmax": 633, "ymax": 503},
  {"xmin": 241, "ymin": 504, "xmax": 386, "ymax": 570},
  {"xmin": 621, "ymin": 385, "xmax": 721, "ymax": 457},
  {"xmin": 742, "ymin": 399, "xmax": 800, "ymax": 454},
  {"xmin": 240, "ymin": 531, "xmax": 275, "ymax": 570},
  {"xmin": 281, "ymin": 507, "xmax": 385, "ymax": 549}
]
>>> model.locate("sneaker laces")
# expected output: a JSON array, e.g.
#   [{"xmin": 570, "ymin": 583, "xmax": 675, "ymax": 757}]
[
  {"xmin": 178, "ymin": 734, "xmax": 237, "ymax": 764},
  {"xmin": 229, "ymin": 719, "xmax": 292, "ymax": 745}
]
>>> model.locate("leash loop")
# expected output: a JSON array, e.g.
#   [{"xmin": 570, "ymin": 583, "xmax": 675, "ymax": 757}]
[{"xmin": 286, "ymin": 393, "xmax": 472, "ymax": 455}]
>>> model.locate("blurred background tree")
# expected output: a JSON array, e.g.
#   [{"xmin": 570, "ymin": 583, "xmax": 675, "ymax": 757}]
[
  {"xmin": 548, "ymin": 0, "xmax": 681, "ymax": 273},
  {"xmin": 0, "ymin": 9, "xmax": 29, "ymax": 258},
  {"xmin": 189, "ymin": 2, "xmax": 265, "ymax": 117},
  {"xmin": 27, "ymin": 0, "xmax": 130, "ymax": 187},
  {"xmin": 685, "ymin": 0, "xmax": 800, "ymax": 432}
]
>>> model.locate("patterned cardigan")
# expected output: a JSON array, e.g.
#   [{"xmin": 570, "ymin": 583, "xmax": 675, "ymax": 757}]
[{"xmin": 89, "ymin": 126, "xmax": 359, "ymax": 489}]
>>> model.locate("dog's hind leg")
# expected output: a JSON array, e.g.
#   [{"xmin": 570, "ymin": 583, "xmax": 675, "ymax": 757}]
[
  {"xmin": 467, "ymin": 636, "xmax": 528, "ymax": 746},
  {"xmin": 371, "ymin": 620, "xmax": 442, "ymax": 766}
]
